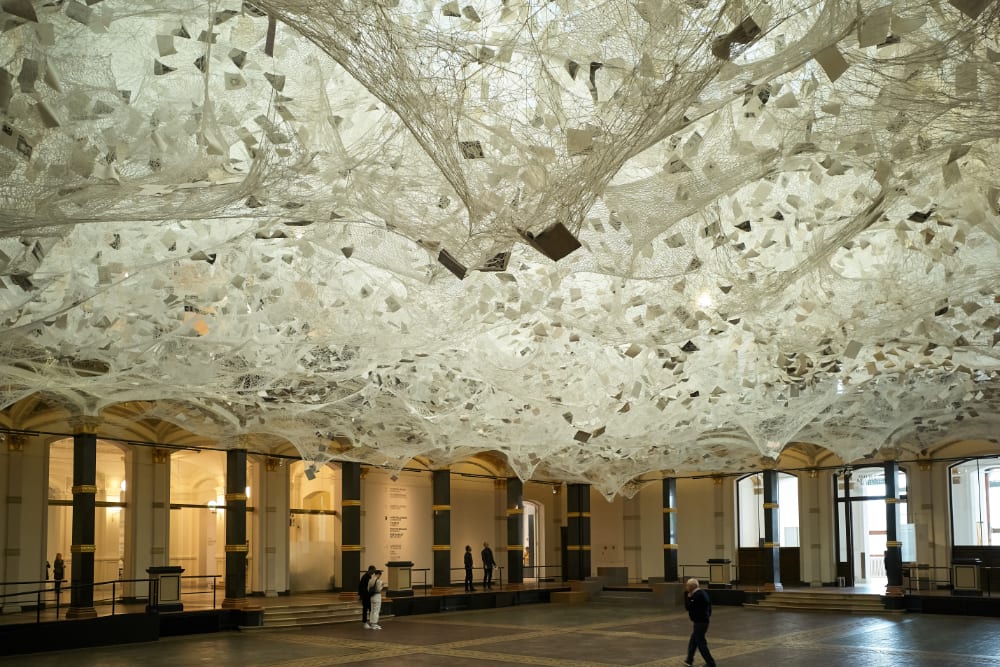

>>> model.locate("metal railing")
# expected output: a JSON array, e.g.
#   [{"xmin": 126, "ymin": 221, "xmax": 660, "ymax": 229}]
[
  {"xmin": 0, "ymin": 577, "xmax": 159, "ymax": 623},
  {"xmin": 1, "ymin": 573, "xmax": 222, "ymax": 623},
  {"xmin": 447, "ymin": 565, "xmax": 504, "ymax": 589}
]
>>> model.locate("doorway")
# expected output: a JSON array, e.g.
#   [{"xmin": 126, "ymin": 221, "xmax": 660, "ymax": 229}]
[{"xmin": 834, "ymin": 467, "xmax": 907, "ymax": 589}]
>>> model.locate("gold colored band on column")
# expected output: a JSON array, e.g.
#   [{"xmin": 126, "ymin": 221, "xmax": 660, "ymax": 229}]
[
  {"xmin": 342, "ymin": 545, "xmax": 362, "ymax": 551},
  {"xmin": 663, "ymin": 508, "xmax": 676, "ymax": 513},
  {"xmin": 71, "ymin": 544, "xmax": 96, "ymax": 553},
  {"xmin": 764, "ymin": 542, "xmax": 780, "ymax": 548},
  {"xmin": 885, "ymin": 498, "xmax": 898, "ymax": 504},
  {"xmin": 887, "ymin": 540, "xmax": 902, "ymax": 547},
  {"xmin": 432, "ymin": 545, "xmax": 451, "ymax": 551},
  {"xmin": 507, "ymin": 508, "xmax": 524, "ymax": 515},
  {"xmin": 432, "ymin": 505, "xmax": 451, "ymax": 511},
  {"xmin": 225, "ymin": 544, "xmax": 249, "ymax": 552},
  {"xmin": 507, "ymin": 544, "xmax": 525, "ymax": 550},
  {"xmin": 566, "ymin": 512, "xmax": 591, "ymax": 518},
  {"xmin": 763, "ymin": 502, "xmax": 779, "ymax": 509},
  {"xmin": 664, "ymin": 544, "xmax": 678, "ymax": 549},
  {"xmin": 342, "ymin": 500, "xmax": 361, "ymax": 507},
  {"xmin": 225, "ymin": 492, "xmax": 247, "ymax": 502},
  {"xmin": 72, "ymin": 485, "xmax": 97, "ymax": 494}
]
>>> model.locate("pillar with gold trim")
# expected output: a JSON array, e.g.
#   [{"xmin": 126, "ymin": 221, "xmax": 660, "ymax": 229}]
[
  {"xmin": 506, "ymin": 477, "xmax": 524, "ymax": 584},
  {"xmin": 566, "ymin": 483, "xmax": 591, "ymax": 581},
  {"xmin": 341, "ymin": 462, "xmax": 362, "ymax": 593},
  {"xmin": 222, "ymin": 448, "xmax": 248, "ymax": 608},
  {"xmin": 662, "ymin": 477, "xmax": 678, "ymax": 582},
  {"xmin": 762, "ymin": 469, "xmax": 783, "ymax": 591},
  {"xmin": 66, "ymin": 419, "xmax": 99, "ymax": 619},
  {"xmin": 883, "ymin": 460, "xmax": 904, "ymax": 600},
  {"xmin": 432, "ymin": 469, "xmax": 452, "ymax": 587}
]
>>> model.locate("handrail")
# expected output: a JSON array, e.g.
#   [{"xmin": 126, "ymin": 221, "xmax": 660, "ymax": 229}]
[{"xmin": 0, "ymin": 574, "xmax": 225, "ymax": 623}]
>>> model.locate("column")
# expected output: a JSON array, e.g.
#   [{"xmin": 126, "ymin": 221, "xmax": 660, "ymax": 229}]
[
  {"xmin": 432, "ymin": 469, "xmax": 451, "ymax": 587},
  {"xmin": 662, "ymin": 477, "xmax": 678, "ymax": 582},
  {"xmin": 340, "ymin": 462, "xmax": 362, "ymax": 595},
  {"xmin": 1, "ymin": 434, "xmax": 24, "ymax": 613},
  {"xmin": 762, "ymin": 469, "xmax": 783, "ymax": 592},
  {"xmin": 566, "ymin": 483, "xmax": 591, "ymax": 580},
  {"xmin": 884, "ymin": 460, "xmax": 904, "ymax": 600},
  {"xmin": 150, "ymin": 449, "xmax": 171, "ymax": 570},
  {"xmin": 222, "ymin": 448, "xmax": 248, "ymax": 609},
  {"xmin": 67, "ymin": 419, "xmax": 99, "ymax": 619},
  {"xmin": 506, "ymin": 477, "xmax": 524, "ymax": 584},
  {"xmin": 260, "ymin": 457, "xmax": 289, "ymax": 596}
]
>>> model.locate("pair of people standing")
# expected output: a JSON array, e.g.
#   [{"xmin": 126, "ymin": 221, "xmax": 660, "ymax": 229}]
[
  {"xmin": 358, "ymin": 565, "xmax": 385, "ymax": 630},
  {"xmin": 464, "ymin": 542, "xmax": 497, "ymax": 591}
]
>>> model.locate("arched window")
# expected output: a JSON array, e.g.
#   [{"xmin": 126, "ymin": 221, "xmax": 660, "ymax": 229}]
[
  {"xmin": 737, "ymin": 472, "xmax": 800, "ymax": 547},
  {"xmin": 950, "ymin": 458, "xmax": 1000, "ymax": 546}
]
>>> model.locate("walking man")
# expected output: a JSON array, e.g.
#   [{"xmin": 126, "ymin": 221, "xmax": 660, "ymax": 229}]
[
  {"xmin": 683, "ymin": 578, "xmax": 716, "ymax": 667},
  {"xmin": 481, "ymin": 542, "xmax": 496, "ymax": 589}
]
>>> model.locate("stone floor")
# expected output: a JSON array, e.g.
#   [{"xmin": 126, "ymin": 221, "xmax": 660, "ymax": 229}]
[{"xmin": 3, "ymin": 591, "xmax": 1000, "ymax": 666}]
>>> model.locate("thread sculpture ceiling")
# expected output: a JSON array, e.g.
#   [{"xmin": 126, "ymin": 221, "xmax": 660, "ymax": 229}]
[{"xmin": 1, "ymin": 0, "xmax": 1000, "ymax": 496}]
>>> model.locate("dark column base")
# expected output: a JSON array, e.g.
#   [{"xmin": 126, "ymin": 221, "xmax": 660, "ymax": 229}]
[
  {"xmin": 221, "ymin": 597, "xmax": 247, "ymax": 609},
  {"xmin": 65, "ymin": 605, "xmax": 98, "ymax": 619}
]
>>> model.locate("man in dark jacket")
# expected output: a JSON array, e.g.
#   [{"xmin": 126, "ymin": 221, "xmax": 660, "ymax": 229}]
[
  {"xmin": 464, "ymin": 545, "xmax": 475, "ymax": 591},
  {"xmin": 683, "ymin": 578, "xmax": 716, "ymax": 667},
  {"xmin": 359, "ymin": 565, "xmax": 376, "ymax": 628},
  {"xmin": 481, "ymin": 542, "xmax": 496, "ymax": 589}
]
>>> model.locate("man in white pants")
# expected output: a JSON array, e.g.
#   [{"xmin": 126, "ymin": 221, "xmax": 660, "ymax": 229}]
[{"xmin": 368, "ymin": 569, "xmax": 386, "ymax": 630}]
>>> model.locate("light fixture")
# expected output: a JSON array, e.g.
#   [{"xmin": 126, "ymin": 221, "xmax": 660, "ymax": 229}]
[
  {"xmin": 120, "ymin": 479, "xmax": 126, "ymax": 492},
  {"xmin": 696, "ymin": 292, "xmax": 713, "ymax": 309},
  {"xmin": 245, "ymin": 485, "xmax": 251, "ymax": 499}
]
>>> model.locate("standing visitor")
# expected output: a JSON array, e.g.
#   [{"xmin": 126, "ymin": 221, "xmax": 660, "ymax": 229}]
[
  {"xmin": 53, "ymin": 552, "xmax": 65, "ymax": 600},
  {"xmin": 359, "ymin": 565, "xmax": 376, "ymax": 628},
  {"xmin": 481, "ymin": 542, "xmax": 496, "ymax": 589},
  {"xmin": 464, "ymin": 545, "xmax": 475, "ymax": 591},
  {"xmin": 368, "ymin": 569, "xmax": 386, "ymax": 630}
]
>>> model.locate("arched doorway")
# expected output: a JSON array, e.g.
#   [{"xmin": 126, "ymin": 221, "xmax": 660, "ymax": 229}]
[
  {"xmin": 47, "ymin": 439, "xmax": 127, "ymax": 599},
  {"xmin": 834, "ymin": 466, "xmax": 908, "ymax": 588},
  {"xmin": 736, "ymin": 472, "xmax": 800, "ymax": 586},
  {"xmin": 288, "ymin": 460, "xmax": 339, "ymax": 591}
]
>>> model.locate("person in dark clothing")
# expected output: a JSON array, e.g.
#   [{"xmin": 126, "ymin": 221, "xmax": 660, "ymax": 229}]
[
  {"xmin": 358, "ymin": 565, "xmax": 376, "ymax": 628},
  {"xmin": 481, "ymin": 542, "xmax": 496, "ymax": 589},
  {"xmin": 53, "ymin": 553, "xmax": 65, "ymax": 599},
  {"xmin": 684, "ymin": 578, "xmax": 716, "ymax": 667},
  {"xmin": 464, "ymin": 545, "xmax": 475, "ymax": 591}
]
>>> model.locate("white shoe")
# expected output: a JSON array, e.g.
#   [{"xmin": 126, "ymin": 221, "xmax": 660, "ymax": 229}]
[
  {"xmin": 363, "ymin": 623, "xmax": 372, "ymax": 629},
  {"xmin": 373, "ymin": 624, "xmax": 382, "ymax": 629}
]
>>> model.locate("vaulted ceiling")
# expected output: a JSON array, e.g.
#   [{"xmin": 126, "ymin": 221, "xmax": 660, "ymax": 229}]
[{"xmin": 2, "ymin": 1, "xmax": 1000, "ymax": 496}]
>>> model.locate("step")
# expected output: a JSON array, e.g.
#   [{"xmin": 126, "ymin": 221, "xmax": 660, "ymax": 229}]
[{"xmin": 743, "ymin": 591, "xmax": 903, "ymax": 614}]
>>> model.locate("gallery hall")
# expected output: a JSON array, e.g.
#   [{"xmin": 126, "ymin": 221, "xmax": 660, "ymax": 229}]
[{"xmin": 1, "ymin": 0, "xmax": 1000, "ymax": 663}]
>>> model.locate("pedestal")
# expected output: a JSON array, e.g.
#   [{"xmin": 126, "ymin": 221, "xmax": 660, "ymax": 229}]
[
  {"xmin": 147, "ymin": 566, "xmax": 184, "ymax": 612},
  {"xmin": 386, "ymin": 560, "xmax": 414, "ymax": 597}
]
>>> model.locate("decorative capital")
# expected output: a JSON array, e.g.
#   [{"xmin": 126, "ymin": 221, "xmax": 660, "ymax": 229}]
[
  {"xmin": 265, "ymin": 457, "xmax": 280, "ymax": 472},
  {"xmin": 918, "ymin": 458, "xmax": 932, "ymax": 471},
  {"xmin": 152, "ymin": 448, "xmax": 170, "ymax": 464},
  {"xmin": 712, "ymin": 475, "xmax": 724, "ymax": 486},
  {"xmin": 808, "ymin": 468, "xmax": 819, "ymax": 479},
  {"xmin": 7, "ymin": 433, "xmax": 26, "ymax": 451},
  {"xmin": 69, "ymin": 416, "xmax": 101, "ymax": 435},
  {"xmin": 877, "ymin": 445, "xmax": 902, "ymax": 462}
]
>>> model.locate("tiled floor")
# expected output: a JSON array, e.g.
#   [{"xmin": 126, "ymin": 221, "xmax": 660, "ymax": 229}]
[{"xmin": 3, "ymin": 591, "xmax": 1000, "ymax": 666}]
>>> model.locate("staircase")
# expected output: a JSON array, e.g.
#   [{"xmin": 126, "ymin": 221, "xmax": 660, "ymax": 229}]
[
  {"xmin": 745, "ymin": 591, "xmax": 903, "ymax": 614},
  {"xmin": 244, "ymin": 600, "xmax": 364, "ymax": 629}
]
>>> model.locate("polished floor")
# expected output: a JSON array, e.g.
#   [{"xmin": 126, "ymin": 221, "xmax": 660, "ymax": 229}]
[{"xmin": 3, "ymin": 592, "xmax": 1000, "ymax": 667}]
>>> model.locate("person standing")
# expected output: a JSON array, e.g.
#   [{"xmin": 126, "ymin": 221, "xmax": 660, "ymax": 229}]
[
  {"xmin": 358, "ymin": 565, "xmax": 376, "ymax": 628},
  {"xmin": 368, "ymin": 569, "xmax": 386, "ymax": 630},
  {"xmin": 683, "ymin": 578, "xmax": 716, "ymax": 667},
  {"xmin": 463, "ymin": 545, "xmax": 475, "ymax": 591},
  {"xmin": 52, "ymin": 553, "xmax": 65, "ymax": 600},
  {"xmin": 481, "ymin": 542, "xmax": 496, "ymax": 589}
]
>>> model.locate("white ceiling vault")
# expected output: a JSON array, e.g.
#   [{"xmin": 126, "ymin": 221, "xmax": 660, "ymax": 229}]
[{"xmin": 1, "ymin": 0, "xmax": 1000, "ymax": 497}]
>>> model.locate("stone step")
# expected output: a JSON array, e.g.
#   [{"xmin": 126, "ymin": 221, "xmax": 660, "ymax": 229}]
[{"xmin": 744, "ymin": 591, "xmax": 903, "ymax": 615}]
